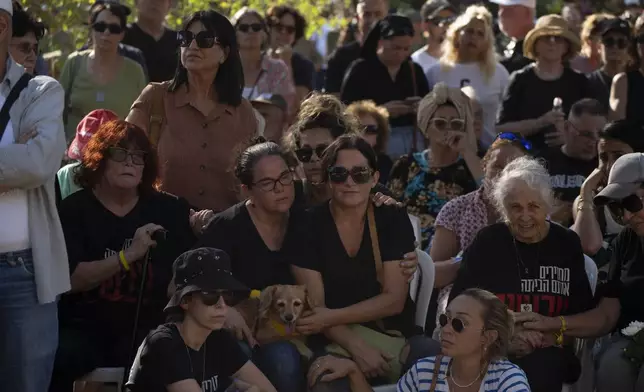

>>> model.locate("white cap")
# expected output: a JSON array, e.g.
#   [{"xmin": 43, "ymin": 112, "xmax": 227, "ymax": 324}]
[
  {"xmin": 0, "ymin": 0, "xmax": 12, "ymax": 15},
  {"xmin": 489, "ymin": 0, "xmax": 536, "ymax": 8}
]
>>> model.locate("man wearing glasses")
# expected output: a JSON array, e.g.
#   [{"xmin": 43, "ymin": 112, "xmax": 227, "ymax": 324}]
[
  {"xmin": 411, "ymin": 0, "xmax": 456, "ymax": 75},
  {"xmin": 9, "ymin": 2, "xmax": 44, "ymax": 75}
]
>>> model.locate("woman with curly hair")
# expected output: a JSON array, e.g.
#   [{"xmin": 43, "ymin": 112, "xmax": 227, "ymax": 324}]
[{"xmin": 51, "ymin": 121, "xmax": 206, "ymax": 392}]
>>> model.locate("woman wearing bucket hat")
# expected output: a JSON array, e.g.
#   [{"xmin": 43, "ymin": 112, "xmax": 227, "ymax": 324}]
[
  {"xmin": 497, "ymin": 14, "xmax": 590, "ymax": 153},
  {"xmin": 126, "ymin": 247, "xmax": 276, "ymax": 392}
]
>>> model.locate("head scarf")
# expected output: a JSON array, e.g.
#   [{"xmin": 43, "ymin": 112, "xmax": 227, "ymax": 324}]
[
  {"xmin": 360, "ymin": 14, "xmax": 415, "ymax": 59},
  {"xmin": 417, "ymin": 83, "xmax": 477, "ymax": 150}
]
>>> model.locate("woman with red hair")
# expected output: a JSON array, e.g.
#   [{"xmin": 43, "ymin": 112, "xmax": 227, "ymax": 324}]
[{"xmin": 50, "ymin": 120, "xmax": 203, "ymax": 391}]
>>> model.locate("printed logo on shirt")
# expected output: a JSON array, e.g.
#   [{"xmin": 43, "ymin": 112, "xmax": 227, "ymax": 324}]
[
  {"xmin": 99, "ymin": 239, "xmax": 154, "ymax": 302},
  {"xmin": 202, "ymin": 375, "xmax": 218, "ymax": 392},
  {"xmin": 498, "ymin": 266, "xmax": 571, "ymax": 316},
  {"xmin": 550, "ymin": 174, "xmax": 586, "ymax": 189}
]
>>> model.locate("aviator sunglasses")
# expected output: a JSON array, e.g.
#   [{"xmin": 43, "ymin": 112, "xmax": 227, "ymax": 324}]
[
  {"xmin": 295, "ymin": 144, "xmax": 328, "ymax": 163},
  {"xmin": 607, "ymin": 194, "xmax": 644, "ymax": 225},
  {"xmin": 178, "ymin": 30, "xmax": 219, "ymax": 48},
  {"xmin": 92, "ymin": 22, "xmax": 123, "ymax": 35},
  {"xmin": 328, "ymin": 166, "xmax": 372, "ymax": 184}
]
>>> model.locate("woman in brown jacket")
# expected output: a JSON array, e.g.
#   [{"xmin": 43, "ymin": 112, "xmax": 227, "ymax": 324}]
[{"xmin": 127, "ymin": 10, "xmax": 257, "ymax": 212}]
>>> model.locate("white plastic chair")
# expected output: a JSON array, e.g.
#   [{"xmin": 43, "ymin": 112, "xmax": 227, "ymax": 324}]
[
  {"xmin": 408, "ymin": 214, "xmax": 422, "ymax": 299},
  {"xmin": 413, "ymin": 250, "xmax": 434, "ymax": 331},
  {"xmin": 584, "ymin": 255, "xmax": 598, "ymax": 295},
  {"xmin": 76, "ymin": 367, "xmax": 124, "ymax": 392}
]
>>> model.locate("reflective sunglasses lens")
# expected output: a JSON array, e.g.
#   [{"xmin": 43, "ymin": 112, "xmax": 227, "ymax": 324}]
[
  {"xmin": 295, "ymin": 148, "xmax": 313, "ymax": 163},
  {"xmin": 178, "ymin": 31, "xmax": 193, "ymax": 47},
  {"xmin": 328, "ymin": 167, "xmax": 350, "ymax": 183},
  {"xmin": 452, "ymin": 318, "xmax": 464, "ymax": 333},
  {"xmin": 350, "ymin": 169, "xmax": 372, "ymax": 184}
]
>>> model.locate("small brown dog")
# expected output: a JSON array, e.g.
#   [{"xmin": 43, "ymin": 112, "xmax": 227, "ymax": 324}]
[{"xmin": 236, "ymin": 284, "xmax": 314, "ymax": 357}]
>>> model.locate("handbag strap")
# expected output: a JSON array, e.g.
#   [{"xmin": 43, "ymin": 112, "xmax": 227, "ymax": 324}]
[
  {"xmin": 148, "ymin": 82, "xmax": 169, "ymax": 146},
  {"xmin": 0, "ymin": 73, "xmax": 32, "ymax": 141},
  {"xmin": 367, "ymin": 202, "xmax": 384, "ymax": 286},
  {"xmin": 429, "ymin": 354, "xmax": 443, "ymax": 392}
]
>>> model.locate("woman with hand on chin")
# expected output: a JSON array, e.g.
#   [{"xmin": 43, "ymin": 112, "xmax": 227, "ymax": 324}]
[
  {"xmin": 126, "ymin": 247, "xmax": 276, "ymax": 392},
  {"xmin": 398, "ymin": 289, "xmax": 530, "ymax": 392}
]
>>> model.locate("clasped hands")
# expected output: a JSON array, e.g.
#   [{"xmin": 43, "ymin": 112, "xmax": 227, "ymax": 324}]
[{"xmin": 510, "ymin": 311, "xmax": 560, "ymax": 358}]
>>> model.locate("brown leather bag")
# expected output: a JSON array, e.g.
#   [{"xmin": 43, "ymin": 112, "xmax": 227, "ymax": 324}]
[
  {"xmin": 147, "ymin": 82, "xmax": 169, "ymax": 146},
  {"xmin": 429, "ymin": 355, "xmax": 443, "ymax": 392}
]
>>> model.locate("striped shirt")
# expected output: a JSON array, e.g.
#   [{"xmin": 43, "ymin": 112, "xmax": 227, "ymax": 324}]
[{"xmin": 397, "ymin": 356, "xmax": 531, "ymax": 392}]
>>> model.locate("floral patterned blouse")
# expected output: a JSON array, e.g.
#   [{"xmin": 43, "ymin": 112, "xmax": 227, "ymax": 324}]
[
  {"xmin": 435, "ymin": 187, "xmax": 489, "ymax": 251},
  {"xmin": 388, "ymin": 151, "xmax": 478, "ymax": 251}
]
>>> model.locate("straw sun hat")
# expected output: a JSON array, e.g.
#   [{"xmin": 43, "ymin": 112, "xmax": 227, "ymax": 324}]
[{"xmin": 523, "ymin": 14, "xmax": 581, "ymax": 60}]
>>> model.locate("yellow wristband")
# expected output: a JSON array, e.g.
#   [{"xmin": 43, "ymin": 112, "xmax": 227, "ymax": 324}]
[
  {"xmin": 250, "ymin": 290, "xmax": 261, "ymax": 299},
  {"xmin": 119, "ymin": 250, "xmax": 130, "ymax": 271},
  {"xmin": 559, "ymin": 315, "xmax": 567, "ymax": 333}
]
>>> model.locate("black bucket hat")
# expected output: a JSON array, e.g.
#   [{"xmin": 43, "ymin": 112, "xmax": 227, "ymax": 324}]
[{"xmin": 164, "ymin": 248, "xmax": 249, "ymax": 312}]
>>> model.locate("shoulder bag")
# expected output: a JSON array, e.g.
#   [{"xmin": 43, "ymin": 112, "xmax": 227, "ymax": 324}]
[
  {"xmin": 146, "ymin": 81, "xmax": 170, "ymax": 146},
  {"xmin": 0, "ymin": 73, "xmax": 32, "ymax": 141},
  {"xmin": 429, "ymin": 354, "xmax": 444, "ymax": 392}
]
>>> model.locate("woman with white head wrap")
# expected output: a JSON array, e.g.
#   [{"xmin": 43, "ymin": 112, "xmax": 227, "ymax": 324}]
[{"xmin": 388, "ymin": 83, "xmax": 482, "ymax": 251}]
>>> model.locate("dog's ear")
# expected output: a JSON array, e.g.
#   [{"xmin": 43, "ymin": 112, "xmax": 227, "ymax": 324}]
[
  {"xmin": 301, "ymin": 285, "xmax": 316, "ymax": 311},
  {"xmin": 258, "ymin": 285, "xmax": 277, "ymax": 320}
]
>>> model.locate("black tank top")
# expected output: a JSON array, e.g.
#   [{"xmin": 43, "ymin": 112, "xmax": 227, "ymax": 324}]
[{"xmin": 626, "ymin": 70, "xmax": 644, "ymax": 126}]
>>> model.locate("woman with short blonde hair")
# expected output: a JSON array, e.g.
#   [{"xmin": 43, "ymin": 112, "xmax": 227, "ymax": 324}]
[
  {"xmin": 570, "ymin": 13, "xmax": 615, "ymax": 73},
  {"xmin": 426, "ymin": 5, "xmax": 509, "ymax": 148}
]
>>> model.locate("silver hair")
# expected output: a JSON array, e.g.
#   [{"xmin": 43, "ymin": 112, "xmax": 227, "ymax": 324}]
[{"xmin": 492, "ymin": 156, "xmax": 554, "ymax": 221}]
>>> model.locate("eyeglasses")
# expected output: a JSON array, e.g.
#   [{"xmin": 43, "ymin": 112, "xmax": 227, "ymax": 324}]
[
  {"xmin": 252, "ymin": 170, "xmax": 294, "ymax": 192},
  {"xmin": 92, "ymin": 22, "xmax": 123, "ymax": 35},
  {"xmin": 602, "ymin": 36, "xmax": 629, "ymax": 49},
  {"xmin": 272, "ymin": 23, "xmax": 296, "ymax": 35},
  {"xmin": 237, "ymin": 23, "xmax": 264, "ymax": 33},
  {"xmin": 439, "ymin": 313, "xmax": 466, "ymax": 333},
  {"xmin": 427, "ymin": 16, "xmax": 456, "ymax": 26},
  {"xmin": 567, "ymin": 122, "xmax": 599, "ymax": 140},
  {"xmin": 178, "ymin": 30, "xmax": 219, "ymax": 48},
  {"xmin": 198, "ymin": 291, "xmax": 241, "ymax": 307},
  {"xmin": 328, "ymin": 166, "xmax": 373, "ymax": 184},
  {"xmin": 607, "ymin": 194, "xmax": 644, "ymax": 225},
  {"xmin": 494, "ymin": 132, "xmax": 532, "ymax": 151},
  {"xmin": 107, "ymin": 147, "xmax": 146, "ymax": 165},
  {"xmin": 295, "ymin": 144, "xmax": 328, "ymax": 163},
  {"xmin": 429, "ymin": 117, "xmax": 465, "ymax": 132},
  {"xmin": 10, "ymin": 42, "xmax": 38, "ymax": 55},
  {"xmin": 363, "ymin": 125, "xmax": 379, "ymax": 135}
]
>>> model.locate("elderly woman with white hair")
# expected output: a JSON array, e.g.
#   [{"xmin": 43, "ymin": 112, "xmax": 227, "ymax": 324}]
[
  {"xmin": 425, "ymin": 5, "xmax": 509, "ymax": 148},
  {"xmin": 388, "ymin": 83, "xmax": 482, "ymax": 251},
  {"xmin": 448, "ymin": 156, "xmax": 594, "ymax": 392}
]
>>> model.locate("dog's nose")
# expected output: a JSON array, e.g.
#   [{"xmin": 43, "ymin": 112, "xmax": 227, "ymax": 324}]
[{"xmin": 284, "ymin": 314, "xmax": 294, "ymax": 322}]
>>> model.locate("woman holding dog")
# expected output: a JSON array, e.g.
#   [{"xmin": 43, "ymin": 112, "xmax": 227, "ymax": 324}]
[{"xmin": 288, "ymin": 135, "xmax": 440, "ymax": 390}]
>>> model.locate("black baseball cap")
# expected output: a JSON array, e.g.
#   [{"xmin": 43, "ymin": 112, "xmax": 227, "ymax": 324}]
[
  {"xmin": 164, "ymin": 248, "xmax": 248, "ymax": 312},
  {"xmin": 601, "ymin": 18, "xmax": 632, "ymax": 39},
  {"xmin": 420, "ymin": 0, "xmax": 457, "ymax": 22}
]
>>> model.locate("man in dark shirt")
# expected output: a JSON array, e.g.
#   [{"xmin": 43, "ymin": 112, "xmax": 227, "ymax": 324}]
[
  {"xmin": 122, "ymin": 0, "xmax": 178, "ymax": 82},
  {"xmin": 540, "ymin": 98, "xmax": 606, "ymax": 226},
  {"xmin": 324, "ymin": 0, "xmax": 388, "ymax": 95},
  {"xmin": 587, "ymin": 18, "xmax": 631, "ymax": 111},
  {"xmin": 491, "ymin": 0, "xmax": 535, "ymax": 74}
]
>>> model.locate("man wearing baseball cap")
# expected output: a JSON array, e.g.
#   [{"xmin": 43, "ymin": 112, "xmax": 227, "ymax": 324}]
[
  {"xmin": 0, "ymin": 0, "xmax": 71, "ymax": 390},
  {"xmin": 411, "ymin": 0, "xmax": 457, "ymax": 74},
  {"xmin": 491, "ymin": 0, "xmax": 536, "ymax": 73},
  {"xmin": 251, "ymin": 93, "xmax": 289, "ymax": 142},
  {"xmin": 126, "ymin": 248, "xmax": 276, "ymax": 392}
]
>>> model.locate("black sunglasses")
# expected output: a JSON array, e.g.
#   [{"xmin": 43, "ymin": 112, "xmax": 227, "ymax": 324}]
[
  {"xmin": 178, "ymin": 30, "xmax": 219, "ymax": 48},
  {"xmin": 198, "ymin": 291, "xmax": 241, "ymax": 306},
  {"xmin": 328, "ymin": 166, "xmax": 372, "ymax": 184},
  {"xmin": 494, "ymin": 132, "xmax": 533, "ymax": 151},
  {"xmin": 427, "ymin": 16, "xmax": 456, "ymax": 25},
  {"xmin": 238, "ymin": 23, "xmax": 264, "ymax": 33},
  {"xmin": 363, "ymin": 125, "xmax": 379, "ymax": 135},
  {"xmin": 439, "ymin": 313, "xmax": 465, "ymax": 333},
  {"xmin": 252, "ymin": 171, "xmax": 294, "ymax": 192},
  {"xmin": 272, "ymin": 23, "xmax": 296, "ymax": 35},
  {"xmin": 92, "ymin": 22, "xmax": 123, "ymax": 34},
  {"xmin": 295, "ymin": 144, "xmax": 328, "ymax": 163},
  {"xmin": 607, "ymin": 194, "xmax": 644, "ymax": 225},
  {"xmin": 107, "ymin": 147, "xmax": 146, "ymax": 165},
  {"xmin": 602, "ymin": 36, "xmax": 629, "ymax": 49}
]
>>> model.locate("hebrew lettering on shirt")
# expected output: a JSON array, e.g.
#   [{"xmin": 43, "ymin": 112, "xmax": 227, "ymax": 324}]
[
  {"xmin": 202, "ymin": 375, "xmax": 218, "ymax": 392},
  {"xmin": 98, "ymin": 238, "xmax": 154, "ymax": 301}
]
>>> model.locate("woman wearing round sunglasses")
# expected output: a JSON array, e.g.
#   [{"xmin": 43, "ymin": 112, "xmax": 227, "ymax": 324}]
[
  {"xmin": 289, "ymin": 135, "xmax": 440, "ymax": 390},
  {"xmin": 52, "ymin": 121, "xmax": 206, "ymax": 391},
  {"xmin": 127, "ymin": 10, "xmax": 257, "ymax": 213},
  {"xmin": 430, "ymin": 133, "xmax": 529, "ymax": 338},
  {"xmin": 126, "ymin": 247, "xmax": 276, "ymax": 392},
  {"xmin": 230, "ymin": 7, "xmax": 295, "ymax": 115},
  {"xmin": 60, "ymin": 2, "xmax": 146, "ymax": 143},
  {"xmin": 399, "ymin": 289, "xmax": 530, "ymax": 392},
  {"xmin": 388, "ymin": 84, "xmax": 482, "ymax": 252}
]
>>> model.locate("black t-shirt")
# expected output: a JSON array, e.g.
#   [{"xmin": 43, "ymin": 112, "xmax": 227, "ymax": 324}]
[
  {"xmin": 325, "ymin": 41, "xmax": 361, "ymax": 93},
  {"xmin": 601, "ymin": 228, "xmax": 644, "ymax": 331},
  {"xmin": 195, "ymin": 202, "xmax": 296, "ymax": 290},
  {"xmin": 292, "ymin": 52, "xmax": 315, "ymax": 91},
  {"xmin": 497, "ymin": 64, "xmax": 590, "ymax": 152},
  {"xmin": 586, "ymin": 70, "xmax": 613, "ymax": 111},
  {"xmin": 500, "ymin": 39, "xmax": 533, "ymax": 74},
  {"xmin": 57, "ymin": 190, "xmax": 196, "ymax": 333},
  {"xmin": 286, "ymin": 203, "xmax": 416, "ymax": 335},
  {"xmin": 539, "ymin": 147, "xmax": 597, "ymax": 203},
  {"xmin": 122, "ymin": 24, "xmax": 179, "ymax": 82},
  {"xmin": 625, "ymin": 70, "xmax": 644, "ymax": 126},
  {"xmin": 126, "ymin": 324, "xmax": 249, "ymax": 392},
  {"xmin": 450, "ymin": 223, "xmax": 594, "ymax": 317},
  {"xmin": 340, "ymin": 58, "xmax": 430, "ymax": 128}
]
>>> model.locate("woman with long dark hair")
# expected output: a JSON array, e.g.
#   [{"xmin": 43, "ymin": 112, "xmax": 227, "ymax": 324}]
[{"xmin": 127, "ymin": 10, "xmax": 257, "ymax": 213}]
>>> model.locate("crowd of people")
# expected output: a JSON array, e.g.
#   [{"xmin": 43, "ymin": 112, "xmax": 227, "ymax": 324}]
[{"xmin": 2, "ymin": 0, "xmax": 644, "ymax": 391}]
